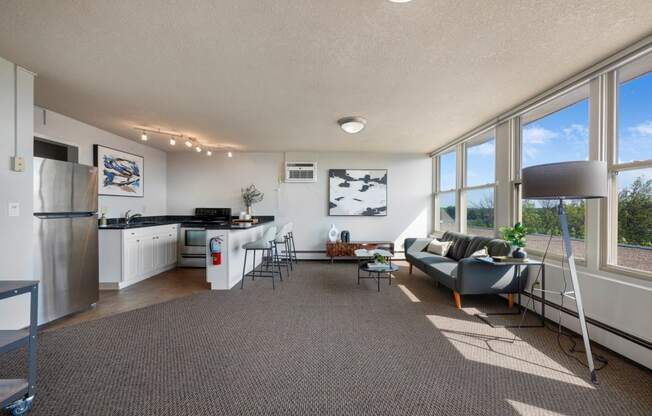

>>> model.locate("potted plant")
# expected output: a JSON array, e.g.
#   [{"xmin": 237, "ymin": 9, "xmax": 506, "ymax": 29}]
[
  {"xmin": 499, "ymin": 222, "xmax": 528, "ymax": 258},
  {"xmin": 241, "ymin": 184, "xmax": 264, "ymax": 217},
  {"xmin": 373, "ymin": 253, "xmax": 388, "ymax": 265}
]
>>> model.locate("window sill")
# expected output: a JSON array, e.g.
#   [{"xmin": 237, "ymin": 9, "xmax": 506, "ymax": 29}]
[
  {"xmin": 524, "ymin": 248, "xmax": 587, "ymax": 267},
  {"xmin": 600, "ymin": 264, "xmax": 652, "ymax": 282}
]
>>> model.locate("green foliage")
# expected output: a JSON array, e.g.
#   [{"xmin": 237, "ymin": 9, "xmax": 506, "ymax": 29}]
[
  {"xmin": 618, "ymin": 176, "xmax": 652, "ymax": 247},
  {"xmin": 520, "ymin": 175, "xmax": 651, "ymax": 247},
  {"xmin": 241, "ymin": 184, "xmax": 264, "ymax": 207},
  {"xmin": 373, "ymin": 253, "xmax": 387, "ymax": 264},
  {"xmin": 499, "ymin": 222, "xmax": 527, "ymax": 248},
  {"xmin": 522, "ymin": 200, "xmax": 585, "ymax": 239}
]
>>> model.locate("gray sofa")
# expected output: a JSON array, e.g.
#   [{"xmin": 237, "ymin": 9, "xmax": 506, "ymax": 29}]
[{"xmin": 405, "ymin": 232, "xmax": 525, "ymax": 309}]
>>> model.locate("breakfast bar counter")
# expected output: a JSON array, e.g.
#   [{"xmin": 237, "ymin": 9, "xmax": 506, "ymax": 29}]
[{"xmin": 205, "ymin": 224, "xmax": 270, "ymax": 290}]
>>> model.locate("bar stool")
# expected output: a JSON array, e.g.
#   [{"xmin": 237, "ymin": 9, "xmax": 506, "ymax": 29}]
[
  {"xmin": 274, "ymin": 223, "xmax": 293, "ymax": 274},
  {"xmin": 286, "ymin": 222, "xmax": 298, "ymax": 264},
  {"xmin": 241, "ymin": 226, "xmax": 282, "ymax": 289}
]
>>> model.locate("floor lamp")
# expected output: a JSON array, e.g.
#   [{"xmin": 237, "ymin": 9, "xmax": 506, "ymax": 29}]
[{"xmin": 522, "ymin": 160, "xmax": 607, "ymax": 384}]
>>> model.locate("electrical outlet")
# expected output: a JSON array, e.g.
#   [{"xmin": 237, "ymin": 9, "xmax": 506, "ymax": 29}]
[
  {"xmin": 8, "ymin": 202, "xmax": 19, "ymax": 217},
  {"xmin": 11, "ymin": 156, "xmax": 24, "ymax": 172}
]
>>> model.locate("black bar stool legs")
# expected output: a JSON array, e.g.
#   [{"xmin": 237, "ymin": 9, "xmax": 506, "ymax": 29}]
[{"xmin": 241, "ymin": 226, "xmax": 280, "ymax": 290}]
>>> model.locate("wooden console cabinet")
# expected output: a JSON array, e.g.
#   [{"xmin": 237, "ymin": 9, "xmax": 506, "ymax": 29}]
[{"xmin": 325, "ymin": 241, "xmax": 395, "ymax": 263}]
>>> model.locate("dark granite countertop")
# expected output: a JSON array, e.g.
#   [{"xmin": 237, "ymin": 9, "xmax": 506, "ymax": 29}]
[{"xmin": 99, "ymin": 215, "xmax": 274, "ymax": 230}]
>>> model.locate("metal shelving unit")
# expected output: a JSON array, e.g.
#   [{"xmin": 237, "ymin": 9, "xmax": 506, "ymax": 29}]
[{"xmin": 0, "ymin": 281, "xmax": 38, "ymax": 416}]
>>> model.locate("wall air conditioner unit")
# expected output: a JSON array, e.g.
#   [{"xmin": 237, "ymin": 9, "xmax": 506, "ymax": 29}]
[{"xmin": 285, "ymin": 162, "xmax": 317, "ymax": 183}]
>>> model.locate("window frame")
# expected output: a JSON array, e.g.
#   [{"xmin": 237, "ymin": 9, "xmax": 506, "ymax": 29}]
[
  {"xmin": 517, "ymin": 86, "xmax": 591, "ymax": 263},
  {"xmin": 433, "ymin": 148, "xmax": 459, "ymax": 234},
  {"xmin": 601, "ymin": 57, "xmax": 652, "ymax": 279},
  {"xmin": 462, "ymin": 132, "xmax": 496, "ymax": 236}
]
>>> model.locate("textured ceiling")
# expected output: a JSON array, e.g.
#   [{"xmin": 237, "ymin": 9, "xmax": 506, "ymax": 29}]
[{"xmin": 0, "ymin": 1, "xmax": 651, "ymax": 153}]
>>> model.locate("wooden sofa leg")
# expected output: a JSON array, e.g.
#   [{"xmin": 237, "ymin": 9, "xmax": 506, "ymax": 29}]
[
  {"xmin": 453, "ymin": 291, "xmax": 461, "ymax": 309},
  {"xmin": 409, "ymin": 263, "xmax": 413, "ymax": 274},
  {"xmin": 508, "ymin": 293, "xmax": 514, "ymax": 309}
]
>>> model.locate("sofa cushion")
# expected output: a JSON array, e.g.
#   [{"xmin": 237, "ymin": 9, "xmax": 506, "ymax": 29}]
[
  {"xmin": 464, "ymin": 236, "xmax": 493, "ymax": 258},
  {"xmin": 407, "ymin": 251, "xmax": 454, "ymax": 266},
  {"xmin": 427, "ymin": 240, "xmax": 452, "ymax": 256},
  {"xmin": 423, "ymin": 261, "xmax": 458, "ymax": 289},
  {"xmin": 486, "ymin": 239, "xmax": 511, "ymax": 257},
  {"xmin": 440, "ymin": 231, "xmax": 472, "ymax": 261}
]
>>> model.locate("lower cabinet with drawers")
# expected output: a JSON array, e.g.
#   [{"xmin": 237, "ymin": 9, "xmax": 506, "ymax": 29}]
[{"xmin": 99, "ymin": 224, "xmax": 179, "ymax": 290}]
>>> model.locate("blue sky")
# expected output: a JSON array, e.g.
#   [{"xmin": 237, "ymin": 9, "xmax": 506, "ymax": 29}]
[
  {"xmin": 521, "ymin": 71, "xmax": 652, "ymax": 190},
  {"xmin": 440, "ymin": 70, "xmax": 652, "ymax": 198}
]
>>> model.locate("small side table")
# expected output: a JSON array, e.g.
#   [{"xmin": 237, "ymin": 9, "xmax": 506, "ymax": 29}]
[
  {"xmin": 0, "ymin": 281, "xmax": 39, "ymax": 415},
  {"xmin": 475, "ymin": 257, "xmax": 546, "ymax": 328},
  {"xmin": 358, "ymin": 263, "xmax": 399, "ymax": 292}
]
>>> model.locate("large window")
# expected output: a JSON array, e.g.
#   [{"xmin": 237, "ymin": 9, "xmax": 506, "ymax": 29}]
[
  {"xmin": 608, "ymin": 58, "xmax": 652, "ymax": 274},
  {"xmin": 438, "ymin": 191, "xmax": 456, "ymax": 232},
  {"xmin": 465, "ymin": 135, "xmax": 495, "ymax": 237},
  {"xmin": 520, "ymin": 87, "xmax": 589, "ymax": 259},
  {"xmin": 436, "ymin": 150, "xmax": 457, "ymax": 232}
]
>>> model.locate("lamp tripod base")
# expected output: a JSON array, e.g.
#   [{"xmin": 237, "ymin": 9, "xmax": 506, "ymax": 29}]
[{"xmin": 559, "ymin": 199, "xmax": 598, "ymax": 384}]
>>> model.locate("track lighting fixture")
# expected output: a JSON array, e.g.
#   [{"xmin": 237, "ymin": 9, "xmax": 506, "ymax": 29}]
[
  {"xmin": 135, "ymin": 127, "xmax": 226, "ymax": 156},
  {"xmin": 227, "ymin": 151, "xmax": 233, "ymax": 158}
]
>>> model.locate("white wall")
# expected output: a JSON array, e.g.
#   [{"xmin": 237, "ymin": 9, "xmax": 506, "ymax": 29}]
[
  {"xmin": 0, "ymin": 57, "xmax": 34, "ymax": 328},
  {"xmin": 167, "ymin": 151, "xmax": 432, "ymax": 255},
  {"xmin": 34, "ymin": 107, "xmax": 168, "ymax": 218}
]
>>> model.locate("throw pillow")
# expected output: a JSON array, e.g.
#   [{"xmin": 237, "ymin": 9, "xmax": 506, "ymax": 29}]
[
  {"xmin": 470, "ymin": 246, "xmax": 489, "ymax": 257},
  {"xmin": 427, "ymin": 240, "xmax": 452, "ymax": 256},
  {"xmin": 407, "ymin": 238, "xmax": 433, "ymax": 253}
]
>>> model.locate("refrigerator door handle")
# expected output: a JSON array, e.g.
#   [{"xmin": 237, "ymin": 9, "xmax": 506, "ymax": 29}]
[{"xmin": 34, "ymin": 212, "xmax": 96, "ymax": 219}]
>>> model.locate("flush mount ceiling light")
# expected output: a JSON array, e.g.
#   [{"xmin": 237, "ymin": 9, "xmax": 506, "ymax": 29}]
[{"xmin": 338, "ymin": 116, "xmax": 367, "ymax": 134}]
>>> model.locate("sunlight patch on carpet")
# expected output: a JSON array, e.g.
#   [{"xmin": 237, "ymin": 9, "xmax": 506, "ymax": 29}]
[{"xmin": 426, "ymin": 314, "xmax": 594, "ymax": 388}]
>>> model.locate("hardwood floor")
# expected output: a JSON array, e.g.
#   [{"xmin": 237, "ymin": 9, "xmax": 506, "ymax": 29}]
[{"xmin": 43, "ymin": 267, "xmax": 210, "ymax": 331}]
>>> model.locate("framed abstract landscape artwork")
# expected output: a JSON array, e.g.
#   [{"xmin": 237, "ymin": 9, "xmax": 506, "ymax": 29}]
[
  {"xmin": 329, "ymin": 169, "xmax": 387, "ymax": 216},
  {"xmin": 93, "ymin": 145, "xmax": 144, "ymax": 197}
]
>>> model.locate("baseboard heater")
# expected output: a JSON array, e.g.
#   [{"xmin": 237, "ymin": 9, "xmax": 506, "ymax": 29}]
[{"xmin": 519, "ymin": 291, "xmax": 651, "ymax": 351}]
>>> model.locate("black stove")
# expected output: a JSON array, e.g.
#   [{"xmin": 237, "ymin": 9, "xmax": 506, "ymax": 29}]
[
  {"xmin": 192, "ymin": 207, "xmax": 232, "ymax": 224},
  {"xmin": 178, "ymin": 208, "xmax": 232, "ymax": 267}
]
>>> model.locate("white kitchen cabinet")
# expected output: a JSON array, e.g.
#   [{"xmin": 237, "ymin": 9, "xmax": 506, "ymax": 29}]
[
  {"xmin": 164, "ymin": 233, "xmax": 177, "ymax": 266},
  {"xmin": 99, "ymin": 224, "xmax": 179, "ymax": 290},
  {"xmin": 140, "ymin": 235, "xmax": 156, "ymax": 277},
  {"xmin": 124, "ymin": 237, "xmax": 141, "ymax": 282}
]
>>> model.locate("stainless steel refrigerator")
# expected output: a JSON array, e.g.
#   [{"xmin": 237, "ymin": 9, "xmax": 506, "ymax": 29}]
[{"xmin": 33, "ymin": 157, "xmax": 99, "ymax": 324}]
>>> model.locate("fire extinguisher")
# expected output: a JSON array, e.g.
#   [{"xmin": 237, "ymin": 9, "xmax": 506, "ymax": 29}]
[{"xmin": 209, "ymin": 237, "xmax": 223, "ymax": 265}]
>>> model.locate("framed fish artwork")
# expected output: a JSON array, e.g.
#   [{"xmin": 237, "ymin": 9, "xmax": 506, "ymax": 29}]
[{"xmin": 93, "ymin": 145, "xmax": 144, "ymax": 197}]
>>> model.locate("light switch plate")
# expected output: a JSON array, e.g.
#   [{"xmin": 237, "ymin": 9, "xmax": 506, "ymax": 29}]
[
  {"xmin": 8, "ymin": 202, "xmax": 19, "ymax": 217},
  {"xmin": 11, "ymin": 156, "xmax": 25, "ymax": 172}
]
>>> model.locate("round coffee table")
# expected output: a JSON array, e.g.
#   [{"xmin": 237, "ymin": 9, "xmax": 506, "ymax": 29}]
[{"xmin": 358, "ymin": 263, "xmax": 399, "ymax": 292}]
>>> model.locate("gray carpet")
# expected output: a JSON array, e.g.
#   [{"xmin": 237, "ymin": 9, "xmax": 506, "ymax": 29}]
[{"xmin": 1, "ymin": 262, "xmax": 651, "ymax": 415}]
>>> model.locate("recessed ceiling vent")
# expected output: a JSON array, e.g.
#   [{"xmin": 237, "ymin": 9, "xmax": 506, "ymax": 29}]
[{"xmin": 285, "ymin": 162, "xmax": 317, "ymax": 183}]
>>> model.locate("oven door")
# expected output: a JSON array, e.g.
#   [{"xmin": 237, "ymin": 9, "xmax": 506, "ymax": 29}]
[{"xmin": 178, "ymin": 228, "xmax": 207, "ymax": 267}]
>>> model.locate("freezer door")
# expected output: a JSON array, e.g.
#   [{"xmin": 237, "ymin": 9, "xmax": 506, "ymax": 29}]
[
  {"xmin": 34, "ymin": 157, "xmax": 98, "ymax": 213},
  {"xmin": 34, "ymin": 214, "xmax": 99, "ymax": 323}
]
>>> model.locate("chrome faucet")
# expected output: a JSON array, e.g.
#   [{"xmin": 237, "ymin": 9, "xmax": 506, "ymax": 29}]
[{"xmin": 124, "ymin": 210, "xmax": 142, "ymax": 225}]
